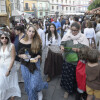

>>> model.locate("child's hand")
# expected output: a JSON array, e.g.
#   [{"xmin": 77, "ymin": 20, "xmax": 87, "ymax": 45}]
[
  {"xmin": 60, "ymin": 46, "xmax": 64, "ymax": 52},
  {"xmin": 72, "ymin": 48, "xmax": 80, "ymax": 52}
]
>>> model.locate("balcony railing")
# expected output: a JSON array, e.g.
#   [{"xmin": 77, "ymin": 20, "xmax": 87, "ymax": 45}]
[
  {"xmin": 24, "ymin": 7, "xmax": 30, "ymax": 11},
  {"xmin": 24, "ymin": 7, "xmax": 36, "ymax": 11},
  {"xmin": 38, "ymin": 7, "xmax": 49, "ymax": 11}
]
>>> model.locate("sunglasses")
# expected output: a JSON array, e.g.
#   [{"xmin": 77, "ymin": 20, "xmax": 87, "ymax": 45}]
[{"xmin": 1, "ymin": 37, "xmax": 8, "ymax": 40}]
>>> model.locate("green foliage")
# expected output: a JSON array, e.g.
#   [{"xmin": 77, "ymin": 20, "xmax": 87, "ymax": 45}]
[{"xmin": 88, "ymin": 0, "xmax": 100, "ymax": 10}]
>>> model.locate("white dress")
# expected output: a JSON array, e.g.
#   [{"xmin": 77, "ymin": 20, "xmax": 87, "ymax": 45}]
[{"xmin": 0, "ymin": 43, "xmax": 21, "ymax": 100}]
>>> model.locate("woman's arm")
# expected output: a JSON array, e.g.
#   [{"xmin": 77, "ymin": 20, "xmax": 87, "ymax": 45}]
[{"xmin": 6, "ymin": 44, "xmax": 15, "ymax": 76}]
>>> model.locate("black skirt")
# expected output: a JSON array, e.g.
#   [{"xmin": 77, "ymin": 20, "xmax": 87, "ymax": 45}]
[
  {"xmin": 60, "ymin": 60, "xmax": 77, "ymax": 94},
  {"xmin": 44, "ymin": 49, "xmax": 63, "ymax": 78}
]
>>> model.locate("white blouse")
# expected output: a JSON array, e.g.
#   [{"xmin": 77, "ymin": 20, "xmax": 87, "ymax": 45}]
[
  {"xmin": 84, "ymin": 28, "xmax": 96, "ymax": 40},
  {"xmin": 45, "ymin": 33, "xmax": 61, "ymax": 46}
]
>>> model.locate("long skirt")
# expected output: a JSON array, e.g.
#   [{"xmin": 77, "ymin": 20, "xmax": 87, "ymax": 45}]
[
  {"xmin": 60, "ymin": 60, "xmax": 77, "ymax": 94},
  {"xmin": 21, "ymin": 60, "xmax": 48, "ymax": 100},
  {"xmin": 44, "ymin": 49, "xmax": 63, "ymax": 78}
]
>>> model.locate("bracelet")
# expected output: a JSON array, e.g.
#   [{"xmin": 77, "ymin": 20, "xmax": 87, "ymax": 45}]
[{"xmin": 9, "ymin": 70, "xmax": 11, "ymax": 73}]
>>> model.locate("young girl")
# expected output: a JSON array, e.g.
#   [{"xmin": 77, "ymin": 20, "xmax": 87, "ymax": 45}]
[
  {"xmin": 84, "ymin": 20, "xmax": 96, "ymax": 48},
  {"xmin": 86, "ymin": 49, "xmax": 100, "ymax": 100},
  {"xmin": 73, "ymin": 47, "xmax": 89, "ymax": 100},
  {"xmin": 63, "ymin": 19, "xmax": 70, "ymax": 35},
  {"xmin": 18, "ymin": 25, "xmax": 48, "ymax": 100},
  {"xmin": 44, "ymin": 23, "xmax": 63, "ymax": 82}
]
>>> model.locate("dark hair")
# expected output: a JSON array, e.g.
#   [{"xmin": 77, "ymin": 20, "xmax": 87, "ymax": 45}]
[
  {"xmin": 87, "ymin": 49, "xmax": 98, "ymax": 63},
  {"xmin": 97, "ymin": 18, "xmax": 100, "ymax": 23},
  {"xmin": 48, "ymin": 23, "xmax": 58, "ymax": 40},
  {"xmin": 33, "ymin": 21, "xmax": 38, "ymax": 25},
  {"xmin": 71, "ymin": 22, "xmax": 80, "ymax": 30},
  {"xmin": 65, "ymin": 19, "xmax": 70, "ymax": 25},
  {"xmin": 78, "ymin": 46, "xmax": 90, "ymax": 60},
  {"xmin": 15, "ymin": 25, "xmax": 24, "ymax": 33},
  {"xmin": 74, "ymin": 16, "xmax": 79, "ymax": 22}
]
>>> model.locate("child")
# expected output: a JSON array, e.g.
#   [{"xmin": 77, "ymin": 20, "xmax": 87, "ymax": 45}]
[
  {"xmin": 73, "ymin": 47, "xmax": 89, "ymax": 100},
  {"xmin": 76, "ymin": 47, "xmax": 89, "ymax": 100},
  {"xmin": 86, "ymin": 49, "xmax": 100, "ymax": 100},
  {"xmin": 84, "ymin": 20, "xmax": 96, "ymax": 48}
]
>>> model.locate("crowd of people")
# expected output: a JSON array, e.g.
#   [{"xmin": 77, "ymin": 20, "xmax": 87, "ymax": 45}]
[{"xmin": 0, "ymin": 14, "xmax": 100, "ymax": 100}]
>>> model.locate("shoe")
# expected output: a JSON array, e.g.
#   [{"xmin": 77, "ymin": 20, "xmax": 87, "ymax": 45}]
[
  {"xmin": 64, "ymin": 92, "xmax": 68, "ymax": 99},
  {"xmin": 46, "ymin": 77, "xmax": 51, "ymax": 82},
  {"xmin": 38, "ymin": 91, "xmax": 43, "ymax": 100}
]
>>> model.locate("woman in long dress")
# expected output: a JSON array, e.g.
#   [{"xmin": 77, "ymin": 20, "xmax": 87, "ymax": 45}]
[
  {"xmin": 18, "ymin": 25, "xmax": 48, "ymax": 100},
  {"xmin": 0, "ymin": 32, "xmax": 21, "ymax": 100},
  {"xmin": 60, "ymin": 22, "xmax": 89, "ymax": 97},
  {"xmin": 44, "ymin": 23, "xmax": 63, "ymax": 82}
]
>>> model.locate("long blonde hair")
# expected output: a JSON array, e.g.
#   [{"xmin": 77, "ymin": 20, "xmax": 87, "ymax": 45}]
[{"xmin": 24, "ymin": 25, "xmax": 42, "ymax": 54}]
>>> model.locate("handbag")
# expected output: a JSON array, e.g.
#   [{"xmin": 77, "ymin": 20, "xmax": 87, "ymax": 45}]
[
  {"xmin": 45, "ymin": 45, "xmax": 61, "ymax": 59},
  {"xmin": 64, "ymin": 47, "xmax": 78, "ymax": 63},
  {"xmin": 48, "ymin": 45, "xmax": 61, "ymax": 54}
]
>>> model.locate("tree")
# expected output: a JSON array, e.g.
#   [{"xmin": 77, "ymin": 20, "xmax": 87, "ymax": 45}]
[{"xmin": 88, "ymin": 0, "xmax": 100, "ymax": 10}]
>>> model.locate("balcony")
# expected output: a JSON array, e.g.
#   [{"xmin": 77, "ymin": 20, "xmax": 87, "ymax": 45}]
[
  {"xmin": 24, "ymin": 7, "xmax": 37, "ymax": 11},
  {"xmin": 24, "ymin": 7, "xmax": 30, "ymax": 11},
  {"xmin": 38, "ymin": 7, "xmax": 49, "ymax": 11}
]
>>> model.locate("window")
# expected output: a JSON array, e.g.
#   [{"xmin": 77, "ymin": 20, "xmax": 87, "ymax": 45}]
[
  {"xmin": 66, "ymin": 0, "xmax": 67, "ymax": 3},
  {"xmin": 52, "ymin": 0, "xmax": 54, "ymax": 2},
  {"xmin": 40, "ymin": 3, "xmax": 42, "ymax": 7},
  {"xmin": 73, "ymin": 7, "xmax": 75, "ymax": 11},
  {"xmin": 0, "ymin": 2, "xmax": 1, "ymax": 12},
  {"xmin": 57, "ymin": 0, "xmax": 58, "ymax": 2},
  {"xmin": 40, "ymin": 12, "xmax": 43, "ymax": 16},
  {"xmin": 32, "ymin": 3, "xmax": 35, "ymax": 9},
  {"xmin": 46, "ymin": 12, "xmax": 48, "ymax": 16},
  {"xmin": 62, "ymin": 0, "xmax": 63, "ymax": 3},
  {"xmin": 52, "ymin": 6, "xmax": 54, "ymax": 9},
  {"xmin": 62, "ymin": 6, "xmax": 64, "ymax": 10},
  {"xmin": 57, "ymin": 6, "xmax": 58, "ymax": 10},
  {"xmin": 73, "ymin": 1, "xmax": 74, "ymax": 5},
  {"xmin": 66, "ymin": 7, "xmax": 68, "ymax": 10},
  {"xmin": 25, "ymin": 3, "xmax": 28, "ymax": 9},
  {"xmin": 10, "ymin": 0, "xmax": 13, "ymax": 2},
  {"xmin": 70, "ymin": 7, "xmax": 71, "ymax": 11},
  {"xmin": 69, "ymin": 0, "xmax": 71, "ymax": 4}
]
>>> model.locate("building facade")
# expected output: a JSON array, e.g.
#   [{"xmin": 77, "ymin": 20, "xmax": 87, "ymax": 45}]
[
  {"xmin": 0, "ymin": 0, "xmax": 6, "ymax": 13},
  {"xmin": 19, "ymin": 0, "xmax": 24, "ymax": 12},
  {"xmin": 49, "ymin": 0, "xmax": 90, "ymax": 15},
  {"xmin": 0, "ymin": 0, "xmax": 11, "ymax": 26},
  {"xmin": 24, "ymin": 0, "xmax": 37, "ymax": 17},
  {"xmin": 37, "ymin": 0, "xmax": 50, "ymax": 18}
]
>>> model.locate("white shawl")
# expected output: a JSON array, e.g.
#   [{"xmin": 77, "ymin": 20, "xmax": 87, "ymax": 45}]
[{"xmin": 61, "ymin": 30, "xmax": 89, "ymax": 46}]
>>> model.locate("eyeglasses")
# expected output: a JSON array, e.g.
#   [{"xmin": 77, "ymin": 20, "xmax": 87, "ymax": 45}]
[
  {"xmin": 1, "ymin": 37, "xmax": 8, "ymax": 40},
  {"xmin": 71, "ymin": 29, "xmax": 79, "ymax": 32}
]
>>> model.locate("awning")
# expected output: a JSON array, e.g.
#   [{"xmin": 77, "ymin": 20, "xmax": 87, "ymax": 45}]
[{"xmin": 12, "ymin": 10, "xmax": 23, "ymax": 16}]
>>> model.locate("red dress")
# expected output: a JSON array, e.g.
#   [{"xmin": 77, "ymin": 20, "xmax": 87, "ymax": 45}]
[{"xmin": 76, "ymin": 60, "xmax": 86, "ymax": 91}]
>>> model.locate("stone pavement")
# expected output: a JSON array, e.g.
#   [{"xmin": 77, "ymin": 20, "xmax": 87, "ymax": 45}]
[
  {"xmin": 15, "ymin": 78, "xmax": 75, "ymax": 100},
  {"xmin": 14, "ymin": 48, "xmax": 75, "ymax": 100}
]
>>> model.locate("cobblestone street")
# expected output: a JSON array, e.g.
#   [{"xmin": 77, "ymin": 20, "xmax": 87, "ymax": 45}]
[{"xmin": 14, "ymin": 48, "xmax": 75, "ymax": 100}]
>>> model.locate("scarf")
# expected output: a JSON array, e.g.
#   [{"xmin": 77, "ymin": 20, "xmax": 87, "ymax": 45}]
[{"xmin": 61, "ymin": 30, "xmax": 89, "ymax": 46}]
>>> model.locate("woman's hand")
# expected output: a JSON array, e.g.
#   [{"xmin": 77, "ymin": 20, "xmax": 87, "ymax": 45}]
[
  {"xmin": 34, "ymin": 55, "xmax": 41, "ymax": 63},
  {"xmin": 19, "ymin": 54, "xmax": 28, "ymax": 59},
  {"xmin": 72, "ymin": 48, "xmax": 80, "ymax": 52},
  {"xmin": 5, "ymin": 70, "xmax": 10, "ymax": 77},
  {"xmin": 60, "ymin": 46, "xmax": 64, "ymax": 52}
]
